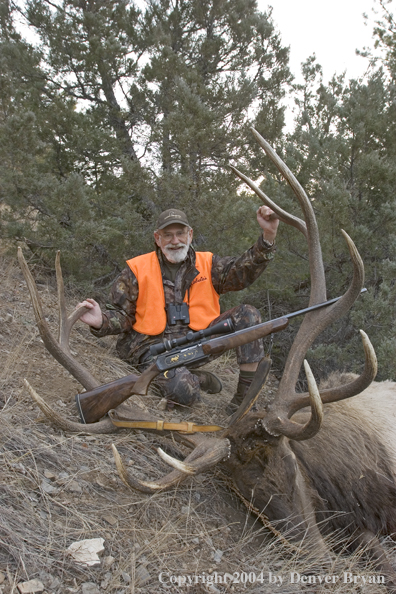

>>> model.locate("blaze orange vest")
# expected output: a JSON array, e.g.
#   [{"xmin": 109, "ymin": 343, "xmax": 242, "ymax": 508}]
[{"xmin": 126, "ymin": 251, "xmax": 220, "ymax": 335}]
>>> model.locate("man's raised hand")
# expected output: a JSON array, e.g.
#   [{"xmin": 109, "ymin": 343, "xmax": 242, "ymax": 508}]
[
  {"xmin": 76, "ymin": 298, "xmax": 103, "ymax": 329},
  {"xmin": 256, "ymin": 206, "xmax": 279, "ymax": 243}
]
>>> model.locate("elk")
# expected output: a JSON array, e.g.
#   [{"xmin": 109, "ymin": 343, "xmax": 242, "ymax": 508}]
[{"xmin": 19, "ymin": 130, "xmax": 396, "ymax": 589}]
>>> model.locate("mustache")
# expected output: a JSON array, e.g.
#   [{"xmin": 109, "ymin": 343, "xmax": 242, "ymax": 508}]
[{"xmin": 164, "ymin": 243, "xmax": 187, "ymax": 250}]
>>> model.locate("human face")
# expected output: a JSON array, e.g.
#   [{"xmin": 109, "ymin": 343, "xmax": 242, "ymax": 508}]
[{"xmin": 154, "ymin": 223, "xmax": 193, "ymax": 263}]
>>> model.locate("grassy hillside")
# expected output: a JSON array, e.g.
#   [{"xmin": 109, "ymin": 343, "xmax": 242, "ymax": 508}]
[{"xmin": 0, "ymin": 247, "xmax": 392, "ymax": 594}]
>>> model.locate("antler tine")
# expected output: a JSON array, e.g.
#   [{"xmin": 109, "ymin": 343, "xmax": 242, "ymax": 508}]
[
  {"xmin": 23, "ymin": 379, "xmax": 117, "ymax": 433},
  {"xmin": 18, "ymin": 248, "xmax": 99, "ymax": 391},
  {"xmin": 263, "ymin": 360, "xmax": 324, "ymax": 441},
  {"xmin": 157, "ymin": 448, "xmax": 196, "ymax": 474},
  {"xmin": 56, "ymin": 250, "xmax": 68, "ymax": 350},
  {"xmin": 55, "ymin": 251, "xmax": 87, "ymax": 354},
  {"xmin": 287, "ymin": 330, "xmax": 377, "ymax": 416},
  {"xmin": 272, "ymin": 229, "xmax": 365, "ymax": 414},
  {"xmin": 250, "ymin": 128, "xmax": 326, "ymax": 305},
  {"xmin": 112, "ymin": 437, "xmax": 231, "ymax": 493},
  {"xmin": 230, "ymin": 165, "xmax": 307, "ymax": 237}
]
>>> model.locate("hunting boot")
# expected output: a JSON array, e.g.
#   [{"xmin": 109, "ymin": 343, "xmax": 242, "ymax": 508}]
[
  {"xmin": 226, "ymin": 369, "xmax": 256, "ymax": 415},
  {"xmin": 193, "ymin": 369, "xmax": 223, "ymax": 394},
  {"xmin": 154, "ymin": 367, "xmax": 201, "ymax": 410}
]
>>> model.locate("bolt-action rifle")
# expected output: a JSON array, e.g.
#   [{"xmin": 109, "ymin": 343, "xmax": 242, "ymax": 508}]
[{"xmin": 75, "ymin": 290, "xmax": 366, "ymax": 424}]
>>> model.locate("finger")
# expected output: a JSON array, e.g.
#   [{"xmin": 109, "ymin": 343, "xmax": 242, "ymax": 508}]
[
  {"xmin": 259, "ymin": 210, "xmax": 278, "ymax": 222},
  {"xmin": 76, "ymin": 300, "xmax": 94, "ymax": 310},
  {"xmin": 257, "ymin": 205, "xmax": 275, "ymax": 217}
]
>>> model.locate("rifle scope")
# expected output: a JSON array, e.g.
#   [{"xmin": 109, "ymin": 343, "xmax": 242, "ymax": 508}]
[{"xmin": 149, "ymin": 318, "xmax": 234, "ymax": 356}]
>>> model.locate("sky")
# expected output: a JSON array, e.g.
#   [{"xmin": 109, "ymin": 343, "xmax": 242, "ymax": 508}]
[{"xmin": 258, "ymin": 0, "xmax": 380, "ymax": 84}]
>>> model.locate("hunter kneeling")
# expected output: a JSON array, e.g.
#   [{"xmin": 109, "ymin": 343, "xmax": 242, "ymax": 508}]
[{"xmin": 77, "ymin": 208, "xmax": 279, "ymax": 411}]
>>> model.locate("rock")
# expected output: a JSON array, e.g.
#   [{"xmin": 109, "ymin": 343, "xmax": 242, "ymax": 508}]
[
  {"xmin": 40, "ymin": 480, "xmax": 58, "ymax": 494},
  {"xmin": 67, "ymin": 538, "xmax": 105, "ymax": 566},
  {"xmin": 81, "ymin": 582, "xmax": 101, "ymax": 594},
  {"xmin": 157, "ymin": 398, "xmax": 167, "ymax": 410},
  {"xmin": 103, "ymin": 515, "xmax": 117, "ymax": 526},
  {"xmin": 17, "ymin": 579, "xmax": 44, "ymax": 593},
  {"xmin": 121, "ymin": 571, "xmax": 131, "ymax": 584},
  {"xmin": 212, "ymin": 549, "xmax": 224, "ymax": 563},
  {"xmin": 67, "ymin": 480, "xmax": 82, "ymax": 493},
  {"xmin": 100, "ymin": 572, "xmax": 112, "ymax": 589},
  {"xmin": 103, "ymin": 556, "xmax": 115, "ymax": 568},
  {"xmin": 136, "ymin": 565, "xmax": 150, "ymax": 586},
  {"xmin": 43, "ymin": 470, "xmax": 56, "ymax": 480},
  {"xmin": 206, "ymin": 585, "xmax": 221, "ymax": 593},
  {"xmin": 0, "ymin": 572, "xmax": 4, "ymax": 584},
  {"xmin": 48, "ymin": 577, "xmax": 61, "ymax": 589},
  {"xmin": 181, "ymin": 505, "xmax": 190, "ymax": 514},
  {"xmin": 96, "ymin": 477, "xmax": 109, "ymax": 488}
]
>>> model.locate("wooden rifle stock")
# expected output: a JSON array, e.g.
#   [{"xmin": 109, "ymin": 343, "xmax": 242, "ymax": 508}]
[
  {"xmin": 76, "ymin": 316, "xmax": 289, "ymax": 424},
  {"xmin": 75, "ymin": 364, "xmax": 160, "ymax": 424}
]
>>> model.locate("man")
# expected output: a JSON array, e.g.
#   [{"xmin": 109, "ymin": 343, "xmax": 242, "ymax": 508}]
[{"xmin": 78, "ymin": 207, "xmax": 279, "ymax": 411}]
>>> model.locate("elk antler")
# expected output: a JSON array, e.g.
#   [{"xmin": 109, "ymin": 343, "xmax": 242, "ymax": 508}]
[
  {"xmin": 18, "ymin": 248, "xmax": 99, "ymax": 391},
  {"xmin": 18, "ymin": 248, "xmax": 126, "ymax": 433},
  {"xmin": 24, "ymin": 379, "xmax": 117, "ymax": 433},
  {"xmin": 233, "ymin": 129, "xmax": 375, "ymax": 440},
  {"xmin": 287, "ymin": 330, "xmax": 377, "ymax": 417},
  {"xmin": 112, "ymin": 433, "xmax": 231, "ymax": 493},
  {"xmin": 20, "ymin": 248, "xmax": 161, "ymax": 435}
]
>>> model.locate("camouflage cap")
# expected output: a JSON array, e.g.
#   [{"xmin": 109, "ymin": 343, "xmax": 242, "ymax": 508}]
[{"xmin": 156, "ymin": 209, "xmax": 190, "ymax": 230}]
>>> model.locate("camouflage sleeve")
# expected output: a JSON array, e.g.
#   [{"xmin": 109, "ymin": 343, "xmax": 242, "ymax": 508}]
[
  {"xmin": 90, "ymin": 267, "xmax": 138, "ymax": 337},
  {"xmin": 211, "ymin": 234, "xmax": 276, "ymax": 295}
]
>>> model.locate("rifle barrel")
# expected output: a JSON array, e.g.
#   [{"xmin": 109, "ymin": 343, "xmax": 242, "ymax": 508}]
[{"xmin": 284, "ymin": 288, "xmax": 367, "ymax": 321}]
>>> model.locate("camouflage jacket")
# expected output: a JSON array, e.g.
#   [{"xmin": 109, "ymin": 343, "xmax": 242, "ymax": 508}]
[{"xmin": 92, "ymin": 235, "xmax": 276, "ymax": 364}]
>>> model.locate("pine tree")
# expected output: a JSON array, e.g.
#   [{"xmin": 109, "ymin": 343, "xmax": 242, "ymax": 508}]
[
  {"xmin": 1, "ymin": 0, "xmax": 291, "ymax": 284},
  {"xmin": 268, "ymin": 50, "xmax": 396, "ymax": 380}
]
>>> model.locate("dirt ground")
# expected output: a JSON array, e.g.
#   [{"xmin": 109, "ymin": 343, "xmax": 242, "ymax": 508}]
[{"xmin": 0, "ymin": 246, "xmax": 393, "ymax": 594}]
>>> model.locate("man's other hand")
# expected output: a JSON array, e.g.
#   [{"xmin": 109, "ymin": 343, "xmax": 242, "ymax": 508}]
[
  {"xmin": 256, "ymin": 205, "xmax": 279, "ymax": 243},
  {"xmin": 76, "ymin": 298, "xmax": 103, "ymax": 329}
]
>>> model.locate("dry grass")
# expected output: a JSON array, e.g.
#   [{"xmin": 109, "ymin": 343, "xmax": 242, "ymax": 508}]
[{"xmin": 0, "ymin": 247, "xmax": 393, "ymax": 593}]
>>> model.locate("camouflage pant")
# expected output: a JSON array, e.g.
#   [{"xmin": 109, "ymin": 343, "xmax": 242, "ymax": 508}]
[{"xmin": 143, "ymin": 304, "xmax": 264, "ymax": 407}]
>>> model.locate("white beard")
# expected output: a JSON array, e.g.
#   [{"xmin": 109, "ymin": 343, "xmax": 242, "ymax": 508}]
[{"xmin": 161, "ymin": 237, "xmax": 191, "ymax": 263}]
